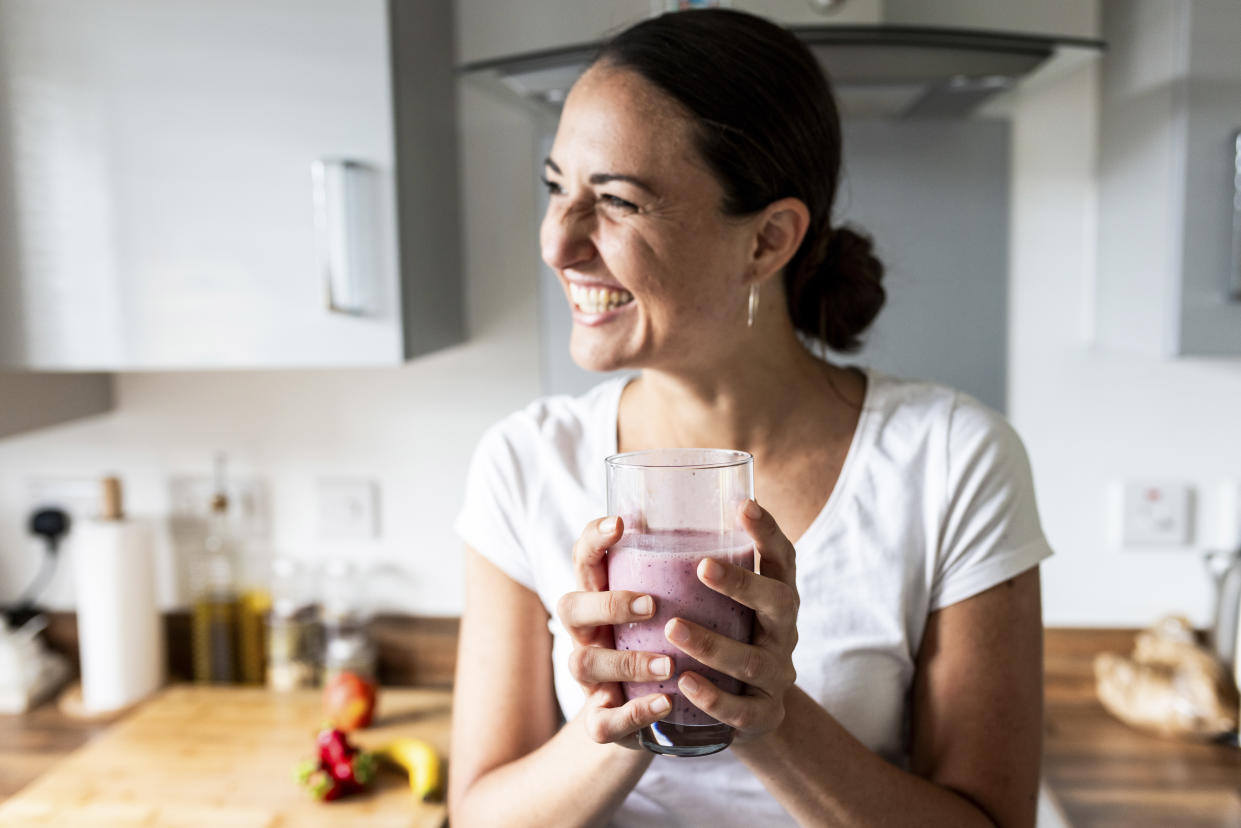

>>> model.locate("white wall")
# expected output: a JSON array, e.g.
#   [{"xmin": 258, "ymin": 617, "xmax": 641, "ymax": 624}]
[
  {"xmin": 1008, "ymin": 60, "xmax": 1241, "ymax": 627},
  {"xmin": 0, "ymin": 79, "xmax": 544, "ymax": 615}
]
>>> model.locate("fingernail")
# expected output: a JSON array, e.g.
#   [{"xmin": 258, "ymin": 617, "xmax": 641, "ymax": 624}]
[
  {"xmin": 651, "ymin": 656, "xmax": 671, "ymax": 678},
  {"xmin": 652, "ymin": 695, "xmax": 671, "ymax": 715},
  {"xmin": 698, "ymin": 558, "xmax": 723, "ymax": 582},
  {"xmin": 744, "ymin": 500, "xmax": 762, "ymax": 520},
  {"xmin": 600, "ymin": 516, "xmax": 619, "ymax": 533},
  {"xmin": 680, "ymin": 673, "xmax": 700, "ymax": 694},
  {"xmin": 631, "ymin": 595, "xmax": 653, "ymax": 616},
  {"xmin": 665, "ymin": 619, "xmax": 689, "ymax": 644}
]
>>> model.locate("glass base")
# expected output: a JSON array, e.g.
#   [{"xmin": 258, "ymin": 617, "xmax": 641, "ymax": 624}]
[{"xmin": 638, "ymin": 721, "xmax": 734, "ymax": 757}]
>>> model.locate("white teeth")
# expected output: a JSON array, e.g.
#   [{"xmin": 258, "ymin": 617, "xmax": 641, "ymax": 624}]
[{"xmin": 569, "ymin": 283, "xmax": 633, "ymax": 313}]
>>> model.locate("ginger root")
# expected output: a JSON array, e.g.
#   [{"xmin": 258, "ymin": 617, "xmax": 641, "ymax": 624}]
[{"xmin": 1093, "ymin": 615, "xmax": 1237, "ymax": 741}]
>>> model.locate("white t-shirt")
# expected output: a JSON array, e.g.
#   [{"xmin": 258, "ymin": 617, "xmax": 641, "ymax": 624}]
[{"xmin": 455, "ymin": 367, "xmax": 1053, "ymax": 827}]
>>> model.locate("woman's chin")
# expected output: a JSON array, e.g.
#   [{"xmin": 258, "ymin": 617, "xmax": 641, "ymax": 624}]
[
  {"xmin": 569, "ymin": 351, "xmax": 627, "ymax": 375},
  {"xmin": 569, "ymin": 335, "xmax": 634, "ymax": 374}
]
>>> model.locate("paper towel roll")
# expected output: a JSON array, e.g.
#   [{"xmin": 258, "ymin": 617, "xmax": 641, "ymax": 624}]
[{"xmin": 74, "ymin": 518, "xmax": 165, "ymax": 713}]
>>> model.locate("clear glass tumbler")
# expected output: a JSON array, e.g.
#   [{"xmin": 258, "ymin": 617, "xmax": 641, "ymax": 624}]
[{"xmin": 605, "ymin": 449, "xmax": 756, "ymax": 757}]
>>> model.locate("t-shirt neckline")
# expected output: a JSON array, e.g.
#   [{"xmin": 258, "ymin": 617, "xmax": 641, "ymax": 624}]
[
  {"xmin": 605, "ymin": 366, "xmax": 880, "ymax": 549},
  {"xmin": 792, "ymin": 366, "xmax": 878, "ymax": 549}
]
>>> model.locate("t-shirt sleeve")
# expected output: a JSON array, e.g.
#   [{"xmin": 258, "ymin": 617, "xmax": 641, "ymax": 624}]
[
  {"xmin": 454, "ymin": 419, "xmax": 537, "ymax": 592},
  {"xmin": 930, "ymin": 393, "xmax": 1054, "ymax": 612}
]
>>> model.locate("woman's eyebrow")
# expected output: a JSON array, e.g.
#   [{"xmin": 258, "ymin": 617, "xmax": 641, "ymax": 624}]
[{"xmin": 543, "ymin": 157, "xmax": 657, "ymax": 195}]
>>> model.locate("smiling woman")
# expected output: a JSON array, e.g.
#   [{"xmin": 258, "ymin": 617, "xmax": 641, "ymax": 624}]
[{"xmin": 450, "ymin": 9, "xmax": 1051, "ymax": 828}]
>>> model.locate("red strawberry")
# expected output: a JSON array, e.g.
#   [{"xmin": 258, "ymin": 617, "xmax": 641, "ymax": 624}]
[
  {"xmin": 330, "ymin": 751, "xmax": 377, "ymax": 788},
  {"xmin": 316, "ymin": 728, "xmax": 355, "ymax": 766}
]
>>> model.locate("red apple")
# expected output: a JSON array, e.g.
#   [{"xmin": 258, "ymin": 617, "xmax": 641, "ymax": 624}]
[{"xmin": 323, "ymin": 671, "xmax": 377, "ymax": 731}]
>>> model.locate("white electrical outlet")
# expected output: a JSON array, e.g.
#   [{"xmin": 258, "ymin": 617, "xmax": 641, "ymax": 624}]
[
  {"xmin": 23, "ymin": 477, "xmax": 110, "ymax": 608},
  {"xmin": 1114, "ymin": 481, "xmax": 1194, "ymax": 547},
  {"xmin": 317, "ymin": 479, "xmax": 379, "ymax": 540}
]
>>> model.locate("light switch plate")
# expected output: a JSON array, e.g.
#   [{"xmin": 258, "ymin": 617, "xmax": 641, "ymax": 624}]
[
  {"xmin": 1115, "ymin": 481, "xmax": 1194, "ymax": 547},
  {"xmin": 317, "ymin": 479, "xmax": 379, "ymax": 540}
]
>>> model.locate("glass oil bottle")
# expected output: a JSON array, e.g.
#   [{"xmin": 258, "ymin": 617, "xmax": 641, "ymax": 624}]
[{"xmin": 190, "ymin": 457, "xmax": 240, "ymax": 684}]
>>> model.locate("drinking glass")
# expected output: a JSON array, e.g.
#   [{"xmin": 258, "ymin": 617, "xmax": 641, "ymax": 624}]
[{"xmin": 605, "ymin": 449, "xmax": 756, "ymax": 757}]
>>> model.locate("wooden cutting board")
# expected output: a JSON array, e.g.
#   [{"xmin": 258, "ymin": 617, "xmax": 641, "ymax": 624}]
[{"xmin": 0, "ymin": 685, "xmax": 452, "ymax": 827}]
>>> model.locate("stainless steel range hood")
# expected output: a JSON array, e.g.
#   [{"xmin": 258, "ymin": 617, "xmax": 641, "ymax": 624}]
[{"xmin": 461, "ymin": 26, "xmax": 1103, "ymax": 119}]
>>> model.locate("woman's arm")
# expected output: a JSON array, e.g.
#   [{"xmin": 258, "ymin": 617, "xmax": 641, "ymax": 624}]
[
  {"xmin": 448, "ymin": 547, "xmax": 655, "ymax": 828},
  {"xmin": 722, "ymin": 568, "xmax": 1044, "ymax": 828}
]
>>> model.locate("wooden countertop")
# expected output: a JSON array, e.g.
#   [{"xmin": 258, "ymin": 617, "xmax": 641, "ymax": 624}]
[
  {"xmin": 0, "ymin": 696, "xmax": 116, "ymax": 803},
  {"xmin": 5, "ymin": 631, "xmax": 1241, "ymax": 826},
  {"xmin": 1043, "ymin": 629, "xmax": 1241, "ymax": 828},
  {"xmin": 0, "ymin": 685, "xmax": 451, "ymax": 827}
]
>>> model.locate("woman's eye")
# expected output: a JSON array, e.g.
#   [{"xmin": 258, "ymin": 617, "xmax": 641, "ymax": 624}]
[
  {"xmin": 539, "ymin": 175, "xmax": 564, "ymax": 196},
  {"xmin": 540, "ymin": 176, "xmax": 636, "ymax": 212},
  {"xmin": 601, "ymin": 194, "xmax": 637, "ymax": 211}
]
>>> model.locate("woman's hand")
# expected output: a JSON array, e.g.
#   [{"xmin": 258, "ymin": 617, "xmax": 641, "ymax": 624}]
[
  {"xmin": 667, "ymin": 500, "xmax": 800, "ymax": 744},
  {"xmin": 556, "ymin": 516, "xmax": 673, "ymax": 748}
]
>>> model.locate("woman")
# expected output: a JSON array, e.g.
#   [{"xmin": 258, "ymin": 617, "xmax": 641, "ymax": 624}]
[{"xmin": 450, "ymin": 9, "xmax": 1049, "ymax": 827}]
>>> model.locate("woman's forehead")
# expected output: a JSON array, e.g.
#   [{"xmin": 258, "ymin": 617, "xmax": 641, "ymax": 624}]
[
  {"xmin": 554, "ymin": 67, "xmax": 700, "ymax": 173},
  {"xmin": 570, "ymin": 65, "xmax": 683, "ymax": 119}
]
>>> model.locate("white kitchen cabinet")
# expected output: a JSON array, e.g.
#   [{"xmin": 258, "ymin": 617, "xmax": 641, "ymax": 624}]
[
  {"xmin": 0, "ymin": 0, "xmax": 462, "ymax": 370},
  {"xmin": 1095, "ymin": 0, "xmax": 1241, "ymax": 357}
]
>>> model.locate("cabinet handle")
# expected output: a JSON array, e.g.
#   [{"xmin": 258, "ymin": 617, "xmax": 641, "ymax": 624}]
[
  {"xmin": 311, "ymin": 159, "xmax": 376, "ymax": 316},
  {"xmin": 1232, "ymin": 131, "xmax": 1241, "ymax": 302}
]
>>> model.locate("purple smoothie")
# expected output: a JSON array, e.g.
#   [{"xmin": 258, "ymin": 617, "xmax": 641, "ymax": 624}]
[{"xmin": 607, "ymin": 528, "xmax": 755, "ymax": 727}]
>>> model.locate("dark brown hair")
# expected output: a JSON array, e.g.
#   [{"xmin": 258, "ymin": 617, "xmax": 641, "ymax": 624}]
[{"xmin": 595, "ymin": 9, "xmax": 885, "ymax": 352}]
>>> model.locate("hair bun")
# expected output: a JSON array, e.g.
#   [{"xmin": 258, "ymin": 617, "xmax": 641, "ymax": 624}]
[{"xmin": 788, "ymin": 225, "xmax": 885, "ymax": 353}]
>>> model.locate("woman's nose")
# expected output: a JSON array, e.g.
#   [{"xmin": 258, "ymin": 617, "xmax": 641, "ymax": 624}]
[{"xmin": 540, "ymin": 202, "xmax": 596, "ymax": 271}]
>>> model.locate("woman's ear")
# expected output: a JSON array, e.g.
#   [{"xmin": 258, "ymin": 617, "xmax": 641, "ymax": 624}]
[{"xmin": 749, "ymin": 197, "xmax": 810, "ymax": 284}]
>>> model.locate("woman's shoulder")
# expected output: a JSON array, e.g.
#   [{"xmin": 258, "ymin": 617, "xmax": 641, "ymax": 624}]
[
  {"xmin": 865, "ymin": 368, "xmax": 1004, "ymax": 428},
  {"xmin": 861, "ymin": 367, "xmax": 1022, "ymax": 461},
  {"xmin": 472, "ymin": 374, "xmax": 630, "ymax": 466}
]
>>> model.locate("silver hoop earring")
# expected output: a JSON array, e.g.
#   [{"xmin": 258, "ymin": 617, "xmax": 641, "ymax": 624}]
[{"xmin": 747, "ymin": 284, "xmax": 759, "ymax": 328}]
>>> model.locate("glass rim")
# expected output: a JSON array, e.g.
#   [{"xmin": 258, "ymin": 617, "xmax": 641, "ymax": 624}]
[{"xmin": 604, "ymin": 448, "xmax": 753, "ymax": 470}]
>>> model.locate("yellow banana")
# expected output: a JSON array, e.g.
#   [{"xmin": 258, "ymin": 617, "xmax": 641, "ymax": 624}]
[{"xmin": 378, "ymin": 738, "xmax": 442, "ymax": 801}]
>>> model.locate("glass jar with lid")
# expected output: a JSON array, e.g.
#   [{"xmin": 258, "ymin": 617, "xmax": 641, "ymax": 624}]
[
  {"xmin": 319, "ymin": 560, "xmax": 377, "ymax": 684},
  {"xmin": 264, "ymin": 557, "xmax": 320, "ymax": 691}
]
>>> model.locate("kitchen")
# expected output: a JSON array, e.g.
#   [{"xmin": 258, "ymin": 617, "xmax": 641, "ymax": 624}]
[{"xmin": 2, "ymin": 0, "xmax": 1241, "ymax": 825}]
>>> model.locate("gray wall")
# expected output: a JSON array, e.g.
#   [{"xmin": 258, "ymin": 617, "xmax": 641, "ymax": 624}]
[{"xmin": 835, "ymin": 119, "xmax": 1011, "ymax": 412}]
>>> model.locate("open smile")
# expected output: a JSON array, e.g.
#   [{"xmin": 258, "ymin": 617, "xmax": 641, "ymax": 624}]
[{"xmin": 568, "ymin": 282, "xmax": 634, "ymax": 314}]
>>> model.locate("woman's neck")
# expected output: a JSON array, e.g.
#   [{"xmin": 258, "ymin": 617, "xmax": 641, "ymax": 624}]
[{"xmin": 617, "ymin": 328, "xmax": 865, "ymax": 459}]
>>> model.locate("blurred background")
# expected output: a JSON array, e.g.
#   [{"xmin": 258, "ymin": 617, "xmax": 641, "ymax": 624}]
[{"xmin": 1, "ymin": 1, "xmax": 1240, "ymax": 824}]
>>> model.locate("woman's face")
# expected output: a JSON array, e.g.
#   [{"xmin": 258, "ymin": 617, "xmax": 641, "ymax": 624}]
[{"xmin": 539, "ymin": 66, "xmax": 757, "ymax": 374}]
